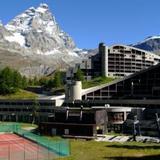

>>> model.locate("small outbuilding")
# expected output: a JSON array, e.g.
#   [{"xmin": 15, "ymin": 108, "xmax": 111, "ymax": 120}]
[{"xmin": 39, "ymin": 107, "xmax": 107, "ymax": 138}]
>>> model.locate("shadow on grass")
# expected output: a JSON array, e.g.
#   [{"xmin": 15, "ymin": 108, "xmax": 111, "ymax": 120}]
[
  {"xmin": 106, "ymin": 144, "xmax": 160, "ymax": 150},
  {"xmin": 103, "ymin": 155, "xmax": 160, "ymax": 160}
]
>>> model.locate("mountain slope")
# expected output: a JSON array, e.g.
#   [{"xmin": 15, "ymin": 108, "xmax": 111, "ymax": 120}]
[
  {"xmin": 133, "ymin": 36, "xmax": 160, "ymax": 54},
  {"xmin": 0, "ymin": 3, "xmax": 81, "ymax": 77}
]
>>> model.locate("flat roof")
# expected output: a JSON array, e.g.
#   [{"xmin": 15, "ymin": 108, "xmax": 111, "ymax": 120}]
[
  {"xmin": 73, "ymin": 99, "xmax": 160, "ymax": 108},
  {"xmin": 41, "ymin": 122, "xmax": 96, "ymax": 126}
]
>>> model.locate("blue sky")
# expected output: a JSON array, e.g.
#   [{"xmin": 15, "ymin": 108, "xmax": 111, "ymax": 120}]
[{"xmin": 0, "ymin": 0, "xmax": 160, "ymax": 49}]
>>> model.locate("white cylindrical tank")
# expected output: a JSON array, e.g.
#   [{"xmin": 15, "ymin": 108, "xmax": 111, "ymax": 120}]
[{"xmin": 71, "ymin": 81, "xmax": 82, "ymax": 101}]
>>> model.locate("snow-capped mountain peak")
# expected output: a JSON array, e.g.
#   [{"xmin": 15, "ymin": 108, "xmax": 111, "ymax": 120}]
[
  {"xmin": 39, "ymin": 3, "xmax": 49, "ymax": 9},
  {"xmin": 36, "ymin": 3, "xmax": 49, "ymax": 13},
  {"xmin": 0, "ymin": 3, "xmax": 81, "ymax": 77},
  {"xmin": 5, "ymin": 3, "xmax": 54, "ymax": 33},
  {"xmin": 4, "ymin": 3, "xmax": 76, "ymax": 53}
]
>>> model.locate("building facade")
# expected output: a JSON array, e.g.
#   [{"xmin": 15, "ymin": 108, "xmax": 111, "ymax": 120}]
[
  {"xmin": 66, "ymin": 43, "xmax": 160, "ymax": 81},
  {"xmin": 2, "ymin": 61, "xmax": 160, "ymax": 136},
  {"xmin": 78, "ymin": 63, "xmax": 160, "ymax": 135},
  {"xmin": 39, "ymin": 107, "xmax": 107, "ymax": 137},
  {"xmin": 0, "ymin": 100, "xmax": 55, "ymax": 123}
]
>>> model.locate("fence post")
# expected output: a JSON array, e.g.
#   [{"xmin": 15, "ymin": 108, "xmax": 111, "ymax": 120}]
[
  {"xmin": 69, "ymin": 140, "xmax": 71, "ymax": 156},
  {"xmin": 8, "ymin": 144, "xmax": 10, "ymax": 160},
  {"xmin": 24, "ymin": 140, "xmax": 25, "ymax": 160},
  {"xmin": 47, "ymin": 141, "xmax": 49, "ymax": 160},
  {"xmin": 37, "ymin": 143, "xmax": 39, "ymax": 160}
]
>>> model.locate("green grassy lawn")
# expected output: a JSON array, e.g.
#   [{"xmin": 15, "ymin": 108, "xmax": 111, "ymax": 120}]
[
  {"xmin": 57, "ymin": 140, "xmax": 160, "ymax": 160},
  {"xmin": 0, "ymin": 122, "xmax": 37, "ymax": 128},
  {"xmin": 0, "ymin": 89, "xmax": 38, "ymax": 99},
  {"xmin": 51, "ymin": 77, "xmax": 116, "ymax": 94},
  {"xmin": 19, "ymin": 122, "xmax": 37, "ymax": 129},
  {"xmin": 82, "ymin": 77, "xmax": 116, "ymax": 89}
]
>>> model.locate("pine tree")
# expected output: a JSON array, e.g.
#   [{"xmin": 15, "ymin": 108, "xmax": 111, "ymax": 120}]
[
  {"xmin": 0, "ymin": 67, "xmax": 29, "ymax": 94},
  {"xmin": 53, "ymin": 71, "xmax": 62, "ymax": 88},
  {"xmin": 75, "ymin": 69, "xmax": 84, "ymax": 81},
  {"xmin": 0, "ymin": 67, "xmax": 15, "ymax": 94},
  {"xmin": 21, "ymin": 76, "xmax": 28, "ymax": 89},
  {"xmin": 39, "ymin": 77, "xmax": 48, "ymax": 86},
  {"xmin": 13, "ymin": 70, "xmax": 22, "ymax": 88}
]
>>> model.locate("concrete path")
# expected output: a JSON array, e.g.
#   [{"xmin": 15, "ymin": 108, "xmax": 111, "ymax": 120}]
[
  {"xmin": 96, "ymin": 135, "xmax": 160, "ymax": 143},
  {"xmin": 96, "ymin": 135, "xmax": 130, "ymax": 142}
]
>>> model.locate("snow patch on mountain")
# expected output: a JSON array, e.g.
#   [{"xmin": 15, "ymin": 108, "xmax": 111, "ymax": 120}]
[
  {"xmin": 0, "ymin": 3, "xmax": 84, "ymax": 77},
  {"xmin": 36, "ymin": 49, "xmax": 60, "ymax": 55},
  {"xmin": 36, "ymin": 6, "xmax": 48, "ymax": 13},
  {"xmin": 4, "ymin": 33, "xmax": 25, "ymax": 46},
  {"xmin": 133, "ymin": 35, "xmax": 160, "ymax": 54},
  {"xmin": 4, "ymin": 3, "xmax": 77, "ymax": 53},
  {"xmin": 68, "ymin": 50, "xmax": 79, "ymax": 57},
  {"xmin": 146, "ymin": 35, "xmax": 160, "ymax": 40},
  {"xmin": 133, "ymin": 35, "xmax": 160, "ymax": 46}
]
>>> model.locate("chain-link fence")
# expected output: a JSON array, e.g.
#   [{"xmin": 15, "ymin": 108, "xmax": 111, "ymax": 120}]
[
  {"xmin": 0, "ymin": 123, "xmax": 70, "ymax": 160},
  {"xmin": 0, "ymin": 137, "xmax": 55, "ymax": 160}
]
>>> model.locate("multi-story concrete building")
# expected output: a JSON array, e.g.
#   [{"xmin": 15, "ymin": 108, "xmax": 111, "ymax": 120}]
[
  {"xmin": 2, "ymin": 62, "xmax": 160, "ymax": 136},
  {"xmin": 66, "ymin": 43, "xmax": 160, "ymax": 81},
  {"xmin": 78, "ymin": 62, "xmax": 160, "ymax": 135},
  {"xmin": 108, "ymin": 44, "xmax": 160, "ymax": 77}
]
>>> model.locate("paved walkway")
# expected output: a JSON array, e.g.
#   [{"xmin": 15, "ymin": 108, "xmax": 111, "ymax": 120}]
[
  {"xmin": 96, "ymin": 135, "xmax": 160, "ymax": 143},
  {"xmin": 96, "ymin": 135, "xmax": 131, "ymax": 143}
]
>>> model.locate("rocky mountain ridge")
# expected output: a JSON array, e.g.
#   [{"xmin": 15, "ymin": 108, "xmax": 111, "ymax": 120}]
[
  {"xmin": 0, "ymin": 3, "xmax": 81, "ymax": 77},
  {"xmin": 2, "ymin": 3, "xmax": 160, "ymax": 77},
  {"xmin": 133, "ymin": 36, "xmax": 160, "ymax": 54}
]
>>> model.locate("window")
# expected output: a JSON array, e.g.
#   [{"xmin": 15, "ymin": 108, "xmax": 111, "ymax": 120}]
[
  {"xmin": 64, "ymin": 129, "xmax": 69, "ymax": 135},
  {"xmin": 108, "ymin": 112, "xmax": 124, "ymax": 122}
]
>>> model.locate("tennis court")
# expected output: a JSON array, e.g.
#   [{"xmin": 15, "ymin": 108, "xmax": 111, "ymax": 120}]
[{"xmin": 0, "ymin": 133, "xmax": 56, "ymax": 160}]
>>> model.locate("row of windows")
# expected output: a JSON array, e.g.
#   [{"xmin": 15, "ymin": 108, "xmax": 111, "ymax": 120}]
[
  {"xmin": 0, "ymin": 102, "xmax": 54, "ymax": 106},
  {"xmin": 0, "ymin": 108, "xmax": 53, "ymax": 112}
]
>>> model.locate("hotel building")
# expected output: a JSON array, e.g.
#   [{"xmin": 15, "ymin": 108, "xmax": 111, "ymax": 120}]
[{"xmin": 66, "ymin": 43, "xmax": 160, "ymax": 81}]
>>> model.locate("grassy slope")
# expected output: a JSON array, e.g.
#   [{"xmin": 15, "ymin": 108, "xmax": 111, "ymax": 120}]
[
  {"xmin": 0, "ymin": 89, "xmax": 38, "ymax": 99},
  {"xmin": 58, "ymin": 140, "xmax": 160, "ymax": 160},
  {"xmin": 82, "ymin": 77, "xmax": 116, "ymax": 89}
]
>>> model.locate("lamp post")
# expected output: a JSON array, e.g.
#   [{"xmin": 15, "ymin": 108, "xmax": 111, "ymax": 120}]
[{"xmin": 131, "ymin": 81, "xmax": 134, "ymax": 96}]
